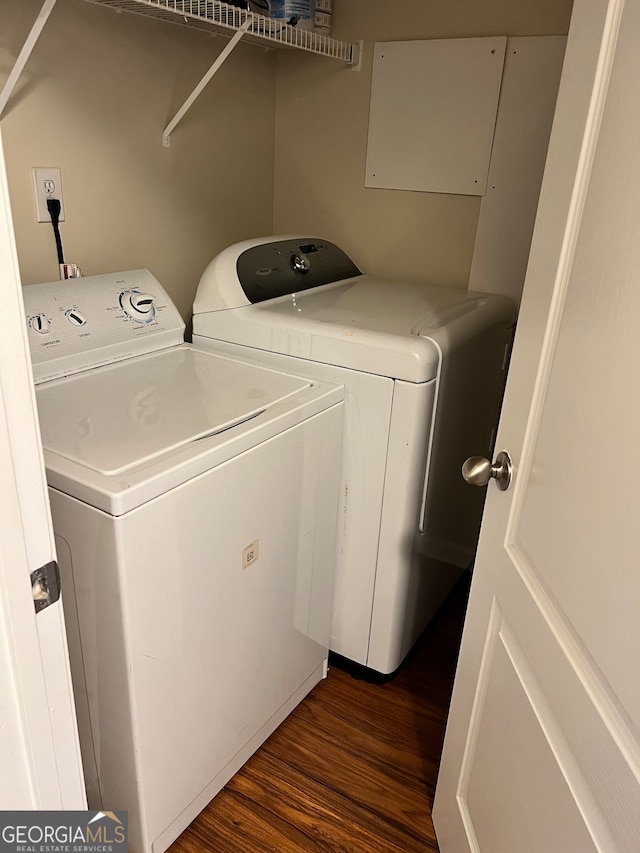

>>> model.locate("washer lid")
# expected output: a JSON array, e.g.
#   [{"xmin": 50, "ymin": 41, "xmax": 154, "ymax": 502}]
[
  {"xmin": 37, "ymin": 346, "xmax": 314, "ymax": 475},
  {"xmin": 193, "ymin": 275, "xmax": 515, "ymax": 383}
]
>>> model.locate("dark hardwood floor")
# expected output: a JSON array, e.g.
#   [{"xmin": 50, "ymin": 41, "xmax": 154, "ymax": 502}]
[{"xmin": 170, "ymin": 574, "xmax": 470, "ymax": 853}]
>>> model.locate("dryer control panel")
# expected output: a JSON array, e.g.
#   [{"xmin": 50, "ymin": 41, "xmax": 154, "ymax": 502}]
[
  {"xmin": 194, "ymin": 236, "xmax": 362, "ymax": 313},
  {"xmin": 24, "ymin": 269, "xmax": 185, "ymax": 384}
]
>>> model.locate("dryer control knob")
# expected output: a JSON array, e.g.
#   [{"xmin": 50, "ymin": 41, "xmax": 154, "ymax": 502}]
[{"xmin": 291, "ymin": 253, "xmax": 310, "ymax": 274}]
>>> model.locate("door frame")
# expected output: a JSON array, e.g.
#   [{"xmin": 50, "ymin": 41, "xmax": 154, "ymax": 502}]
[{"xmin": 0, "ymin": 126, "xmax": 85, "ymax": 807}]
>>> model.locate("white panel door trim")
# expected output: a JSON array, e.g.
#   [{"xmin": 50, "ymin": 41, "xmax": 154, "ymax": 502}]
[
  {"xmin": 507, "ymin": 534, "xmax": 640, "ymax": 784},
  {"xmin": 0, "ymin": 387, "xmax": 55, "ymax": 804},
  {"xmin": 454, "ymin": 598, "xmax": 502, "ymax": 853},
  {"xmin": 434, "ymin": 0, "xmax": 640, "ymax": 848},
  {"xmin": 497, "ymin": 0, "xmax": 640, "ymax": 785},
  {"xmin": 0, "ymin": 127, "xmax": 85, "ymax": 806},
  {"xmin": 495, "ymin": 616, "xmax": 616, "ymax": 853},
  {"xmin": 507, "ymin": 0, "xmax": 624, "ymax": 562},
  {"xmin": 456, "ymin": 599, "xmax": 620, "ymax": 853}
]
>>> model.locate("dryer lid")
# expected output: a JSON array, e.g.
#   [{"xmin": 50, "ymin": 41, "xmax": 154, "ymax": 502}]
[
  {"xmin": 36, "ymin": 346, "xmax": 314, "ymax": 476},
  {"xmin": 193, "ymin": 275, "xmax": 515, "ymax": 383}
]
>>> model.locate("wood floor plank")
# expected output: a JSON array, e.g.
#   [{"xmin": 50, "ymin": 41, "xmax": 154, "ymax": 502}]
[
  {"xmin": 258, "ymin": 705, "xmax": 439, "ymax": 829},
  {"xmin": 169, "ymin": 573, "xmax": 469, "ymax": 853},
  {"xmin": 226, "ymin": 752, "xmax": 431, "ymax": 853},
  {"xmin": 258, "ymin": 732, "xmax": 435, "ymax": 843}
]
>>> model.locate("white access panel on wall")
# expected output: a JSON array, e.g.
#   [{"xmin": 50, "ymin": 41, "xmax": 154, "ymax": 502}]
[{"xmin": 365, "ymin": 37, "xmax": 507, "ymax": 195}]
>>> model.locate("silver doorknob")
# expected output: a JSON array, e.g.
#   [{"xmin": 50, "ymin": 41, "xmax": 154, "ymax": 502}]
[{"xmin": 462, "ymin": 450, "xmax": 512, "ymax": 491}]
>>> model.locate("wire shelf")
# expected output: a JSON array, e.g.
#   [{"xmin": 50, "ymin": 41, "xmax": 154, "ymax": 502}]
[{"xmin": 81, "ymin": 0, "xmax": 356, "ymax": 62}]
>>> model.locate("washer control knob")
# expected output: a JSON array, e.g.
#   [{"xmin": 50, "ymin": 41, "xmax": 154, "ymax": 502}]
[
  {"xmin": 120, "ymin": 291, "xmax": 156, "ymax": 322},
  {"xmin": 291, "ymin": 253, "xmax": 310, "ymax": 274},
  {"xmin": 65, "ymin": 309, "xmax": 87, "ymax": 327},
  {"xmin": 29, "ymin": 314, "xmax": 51, "ymax": 335}
]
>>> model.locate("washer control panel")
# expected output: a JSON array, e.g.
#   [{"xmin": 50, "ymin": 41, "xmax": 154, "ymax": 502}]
[{"xmin": 24, "ymin": 269, "xmax": 185, "ymax": 384}]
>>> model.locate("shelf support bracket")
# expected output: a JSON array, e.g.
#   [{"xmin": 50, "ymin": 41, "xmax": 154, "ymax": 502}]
[
  {"xmin": 0, "ymin": 0, "xmax": 58, "ymax": 119},
  {"xmin": 163, "ymin": 17, "xmax": 253, "ymax": 147}
]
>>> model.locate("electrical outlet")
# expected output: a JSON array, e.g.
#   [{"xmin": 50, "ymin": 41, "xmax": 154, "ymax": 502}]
[{"xmin": 32, "ymin": 168, "xmax": 65, "ymax": 223}]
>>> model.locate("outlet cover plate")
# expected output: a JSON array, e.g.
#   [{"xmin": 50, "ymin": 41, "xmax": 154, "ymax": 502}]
[{"xmin": 32, "ymin": 168, "xmax": 65, "ymax": 223}]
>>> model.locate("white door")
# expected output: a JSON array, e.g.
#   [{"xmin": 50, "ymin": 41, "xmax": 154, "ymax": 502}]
[
  {"xmin": 0, "ymin": 129, "xmax": 85, "ymax": 807},
  {"xmin": 433, "ymin": 0, "xmax": 640, "ymax": 850}
]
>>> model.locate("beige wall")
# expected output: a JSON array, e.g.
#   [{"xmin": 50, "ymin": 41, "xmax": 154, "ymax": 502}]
[
  {"xmin": 273, "ymin": 0, "xmax": 574, "ymax": 287},
  {"xmin": 1, "ymin": 0, "xmax": 574, "ymax": 322},
  {"xmin": 0, "ymin": 0, "xmax": 276, "ymax": 321}
]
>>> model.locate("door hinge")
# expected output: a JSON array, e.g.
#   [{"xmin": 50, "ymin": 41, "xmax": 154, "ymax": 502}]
[{"xmin": 31, "ymin": 560, "xmax": 61, "ymax": 614}]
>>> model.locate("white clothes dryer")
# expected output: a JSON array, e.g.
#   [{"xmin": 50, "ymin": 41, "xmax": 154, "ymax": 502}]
[
  {"xmin": 192, "ymin": 237, "xmax": 516, "ymax": 676},
  {"xmin": 24, "ymin": 270, "xmax": 343, "ymax": 853}
]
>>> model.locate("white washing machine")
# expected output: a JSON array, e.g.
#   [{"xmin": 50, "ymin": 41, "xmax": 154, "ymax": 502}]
[
  {"xmin": 192, "ymin": 236, "xmax": 516, "ymax": 676},
  {"xmin": 23, "ymin": 270, "xmax": 343, "ymax": 853}
]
